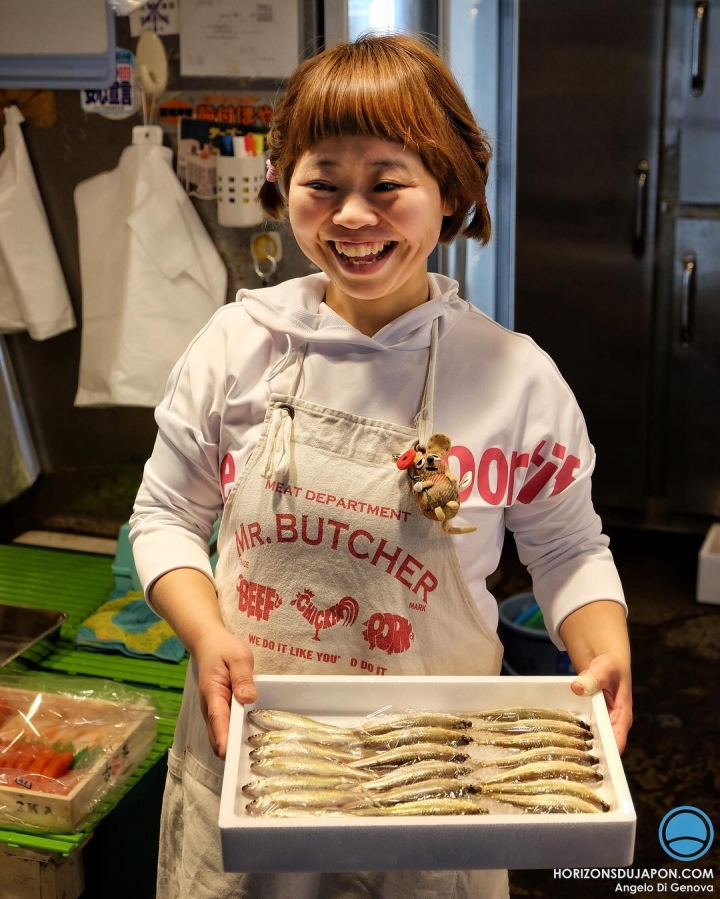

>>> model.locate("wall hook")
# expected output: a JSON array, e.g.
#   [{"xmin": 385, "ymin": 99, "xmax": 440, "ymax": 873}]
[{"xmin": 136, "ymin": 31, "xmax": 168, "ymax": 95}]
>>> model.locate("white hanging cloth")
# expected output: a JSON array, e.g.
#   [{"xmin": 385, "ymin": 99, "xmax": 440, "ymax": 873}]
[
  {"xmin": 74, "ymin": 125, "xmax": 227, "ymax": 407},
  {"xmin": 0, "ymin": 106, "xmax": 75, "ymax": 341}
]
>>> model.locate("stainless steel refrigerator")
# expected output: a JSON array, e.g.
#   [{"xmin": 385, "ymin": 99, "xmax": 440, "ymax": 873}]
[{"xmin": 513, "ymin": 0, "xmax": 720, "ymax": 527}]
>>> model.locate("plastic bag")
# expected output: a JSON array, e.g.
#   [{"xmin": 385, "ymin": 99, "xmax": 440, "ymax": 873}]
[
  {"xmin": 239, "ymin": 704, "xmax": 605, "ymax": 818},
  {"xmin": 0, "ymin": 106, "xmax": 76, "ymax": 340},
  {"xmin": 74, "ymin": 126, "xmax": 227, "ymax": 407},
  {"xmin": 0, "ymin": 673, "xmax": 156, "ymax": 832}
]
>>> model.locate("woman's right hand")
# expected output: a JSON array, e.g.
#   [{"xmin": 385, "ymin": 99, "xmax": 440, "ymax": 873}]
[
  {"xmin": 194, "ymin": 626, "xmax": 257, "ymax": 759},
  {"xmin": 147, "ymin": 568, "xmax": 258, "ymax": 758}
]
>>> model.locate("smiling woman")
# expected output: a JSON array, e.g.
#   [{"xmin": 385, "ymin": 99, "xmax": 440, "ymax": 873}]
[{"xmin": 130, "ymin": 31, "xmax": 631, "ymax": 899}]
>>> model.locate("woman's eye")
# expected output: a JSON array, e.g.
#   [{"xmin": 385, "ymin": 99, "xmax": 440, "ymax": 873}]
[
  {"xmin": 306, "ymin": 181, "xmax": 335, "ymax": 192},
  {"xmin": 374, "ymin": 181, "xmax": 402, "ymax": 193}
]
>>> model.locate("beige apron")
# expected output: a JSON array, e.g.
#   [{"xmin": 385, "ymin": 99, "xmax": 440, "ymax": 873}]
[{"xmin": 157, "ymin": 321, "xmax": 508, "ymax": 899}]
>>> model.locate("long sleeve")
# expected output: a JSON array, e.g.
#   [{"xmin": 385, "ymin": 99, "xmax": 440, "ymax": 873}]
[{"xmin": 501, "ymin": 344, "xmax": 626, "ymax": 649}]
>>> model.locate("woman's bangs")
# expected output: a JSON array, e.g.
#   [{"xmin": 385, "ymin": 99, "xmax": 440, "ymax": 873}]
[{"xmin": 295, "ymin": 71, "xmax": 428, "ymax": 152}]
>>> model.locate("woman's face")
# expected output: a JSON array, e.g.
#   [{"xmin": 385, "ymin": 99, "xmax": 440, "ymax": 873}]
[{"xmin": 288, "ymin": 135, "xmax": 453, "ymax": 335}]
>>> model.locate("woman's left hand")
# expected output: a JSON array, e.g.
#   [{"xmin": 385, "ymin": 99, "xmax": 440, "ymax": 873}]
[
  {"xmin": 559, "ymin": 600, "xmax": 633, "ymax": 753},
  {"xmin": 571, "ymin": 651, "xmax": 633, "ymax": 753}
]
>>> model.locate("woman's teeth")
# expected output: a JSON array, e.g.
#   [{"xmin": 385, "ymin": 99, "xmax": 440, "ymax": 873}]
[{"xmin": 333, "ymin": 240, "xmax": 391, "ymax": 261}]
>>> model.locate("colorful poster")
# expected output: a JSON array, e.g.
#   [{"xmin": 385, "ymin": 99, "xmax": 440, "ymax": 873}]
[{"xmin": 156, "ymin": 91, "xmax": 276, "ymax": 130}]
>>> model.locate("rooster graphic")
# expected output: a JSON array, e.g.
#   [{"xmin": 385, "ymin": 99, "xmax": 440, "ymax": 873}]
[{"xmin": 291, "ymin": 589, "xmax": 360, "ymax": 641}]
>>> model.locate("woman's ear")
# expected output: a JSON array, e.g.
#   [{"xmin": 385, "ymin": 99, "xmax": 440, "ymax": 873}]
[{"xmin": 442, "ymin": 196, "xmax": 458, "ymax": 217}]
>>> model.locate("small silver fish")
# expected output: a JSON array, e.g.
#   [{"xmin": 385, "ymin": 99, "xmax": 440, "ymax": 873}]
[
  {"xmin": 247, "ymin": 709, "xmax": 355, "ymax": 735},
  {"xmin": 242, "ymin": 774, "xmax": 362, "ymax": 797},
  {"xmin": 482, "ymin": 760, "xmax": 603, "ymax": 786},
  {"xmin": 474, "ymin": 746, "xmax": 599, "ymax": 769},
  {"xmin": 489, "ymin": 793, "xmax": 600, "ymax": 814},
  {"xmin": 360, "ymin": 727, "xmax": 472, "ymax": 751},
  {"xmin": 246, "ymin": 790, "xmax": 372, "ymax": 815},
  {"xmin": 356, "ymin": 712, "xmax": 473, "ymax": 735},
  {"xmin": 250, "ymin": 756, "xmax": 376, "ymax": 781},
  {"xmin": 472, "ymin": 719, "xmax": 591, "ymax": 741},
  {"xmin": 363, "ymin": 760, "xmax": 475, "ymax": 792},
  {"xmin": 245, "ymin": 807, "xmax": 338, "ymax": 818},
  {"xmin": 248, "ymin": 742, "xmax": 362, "ymax": 763},
  {"xmin": 247, "ymin": 728, "xmax": 362, "ymax": 749},
  {"xmin": 470, "ymin": 732, "xmax": 588, "ymax": 751},
  {"xmin": 349, "ymin": 742, "xmax": 469, "ymax": 770},
  {"xmin": 471, "ymin": 707, "xmax": 590, "ymax": 730},
  {"xmin": 480, "ymin": 778, "xmax": 609, "ymax": 811},
  {"xmin": 361, "ymin": 778, "xmax": 481, "ymax": 807},
  {"xmin": 350, "ymin": 798, "xmax": 488, "ymax": 816}
]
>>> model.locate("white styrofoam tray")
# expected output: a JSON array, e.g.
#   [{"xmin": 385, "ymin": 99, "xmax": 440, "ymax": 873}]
[
  {"xmin": 697, "ymin": 522, "xmax": 720, "ymax": 604},
  {"xmin": 220, "ymin": 675, "xmax": 636, "ymax": 872}
]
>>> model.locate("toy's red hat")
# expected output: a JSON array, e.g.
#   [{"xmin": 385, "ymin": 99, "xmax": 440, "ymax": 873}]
[{"xmin": 396, "ymin": 447, "xmax": 417, "ymax": 471}]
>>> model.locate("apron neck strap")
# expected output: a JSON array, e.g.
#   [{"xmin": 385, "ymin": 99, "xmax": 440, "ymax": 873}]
[
  {"xmin": 280, "ymin": 315, "xmax": 439, "ymax": 450},
  {"xmin": 415, "ymin": 317, "xmax": 439, "ymax": 451}
]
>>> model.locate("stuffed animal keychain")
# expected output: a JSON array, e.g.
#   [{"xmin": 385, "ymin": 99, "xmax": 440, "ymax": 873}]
[{"xmin": 395, "ymin": 433, "xmax": 477, "ymax": 535}]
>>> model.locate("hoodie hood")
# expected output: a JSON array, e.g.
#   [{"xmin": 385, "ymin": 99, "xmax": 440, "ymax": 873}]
[{"xmin": 236, "ymin": 272, "xmax": 469, "ymax": 351}]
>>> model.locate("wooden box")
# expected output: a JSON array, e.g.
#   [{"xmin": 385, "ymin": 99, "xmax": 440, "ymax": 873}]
[{"xmin": 0, "ymin": 685, "xmax": 156, "ymax": 832}]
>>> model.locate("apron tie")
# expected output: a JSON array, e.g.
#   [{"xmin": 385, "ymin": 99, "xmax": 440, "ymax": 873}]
[
  {"xmin": 261, "ymin": 342, "xmax": 308, "ymax": 481},
  {"xmin": 261, "ymin": 404, "xmax": 294, "ymax": 481}
]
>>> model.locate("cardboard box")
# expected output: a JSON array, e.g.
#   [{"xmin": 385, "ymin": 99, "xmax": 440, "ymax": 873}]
[
  {"xmin": 219, "ymin": 675, "xmax": 636, "ymax": 872},
  {"xmin": 697, "ymin": 523, "xmax": 720, "ymax": 605}
]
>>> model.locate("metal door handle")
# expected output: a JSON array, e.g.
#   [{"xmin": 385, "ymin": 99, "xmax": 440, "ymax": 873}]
[
  {"xmin": 632, "ymin": 160, "xmax": 649, "ymax": 257},
  {"xmin": 680, "ymin": 253, "xmax": 696, "ymax": 346},
  {"xmin": 691, "ymin": 1, "xmax": 708, "ymax": 95}
]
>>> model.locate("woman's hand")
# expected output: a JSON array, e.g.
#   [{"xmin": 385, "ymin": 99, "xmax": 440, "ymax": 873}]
[
  {"xmin": 559, "ymin": 600, "xmax": 633, "ymax": 753},
  {"xmin": 571, "ymin": 651, "xmax": 632, "ymax": 753},
  {"xmin": 148, "ymin": 568, "xmax": 258, "ymax": 758},
  {"xmin": 194, "ymin": 626, "xmax": 257, "ymax": 759}
]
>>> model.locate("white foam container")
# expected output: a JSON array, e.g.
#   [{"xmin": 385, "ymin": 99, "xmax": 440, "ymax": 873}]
[
  {"xmin": 697, "ymin": 522, "xmax": 720, "ymax": 605},
  {"xmin": 219, "ymin": 675, "xmax": 636, "ymax": 872}
]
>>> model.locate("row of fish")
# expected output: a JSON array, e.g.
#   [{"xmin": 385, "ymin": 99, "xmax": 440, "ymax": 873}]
[{"xmin": 241, "ymin": 707, "xmax": 610, "ymax": 817}]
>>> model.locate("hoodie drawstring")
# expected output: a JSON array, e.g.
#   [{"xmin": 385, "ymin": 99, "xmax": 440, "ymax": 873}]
[{"xmin": 264, "ymin": 334, "xmax": 294, "ymax": 384}]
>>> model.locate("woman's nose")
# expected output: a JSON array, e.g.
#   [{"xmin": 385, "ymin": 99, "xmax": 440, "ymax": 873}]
[{"xmin": 331, "ymin": 193, "xmax": 379, "ymax": 228}]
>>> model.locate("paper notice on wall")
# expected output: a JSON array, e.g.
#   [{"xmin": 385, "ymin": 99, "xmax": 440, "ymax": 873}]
[
  {"xmin": 179, "ymin": 0, "xmax": 300, "ymax": 79},
  {"xmin": 129, "ymin": 1, "xmax": 180, "ymax": 37}
]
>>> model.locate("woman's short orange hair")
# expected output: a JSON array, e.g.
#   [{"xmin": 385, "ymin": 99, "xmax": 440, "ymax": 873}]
[{"xmin": 258, "ymin": 33, "xmax": 492, "ymax": 245}]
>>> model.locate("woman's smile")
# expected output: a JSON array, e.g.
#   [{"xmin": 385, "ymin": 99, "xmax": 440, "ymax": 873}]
[{"xmin": 328, "ymin": 239, "xmax": 397, "ymax": 269}]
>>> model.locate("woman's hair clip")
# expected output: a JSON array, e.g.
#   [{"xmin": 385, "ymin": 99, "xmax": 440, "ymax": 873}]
[{"xmin": 265, "ymin": 160, "xmax": 279, "ymax": 183}]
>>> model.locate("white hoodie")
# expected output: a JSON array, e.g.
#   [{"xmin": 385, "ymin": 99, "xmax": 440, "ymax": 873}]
[{"xmin": 130, "ymin": 273, "xmax": 625, "ymax": 647}]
